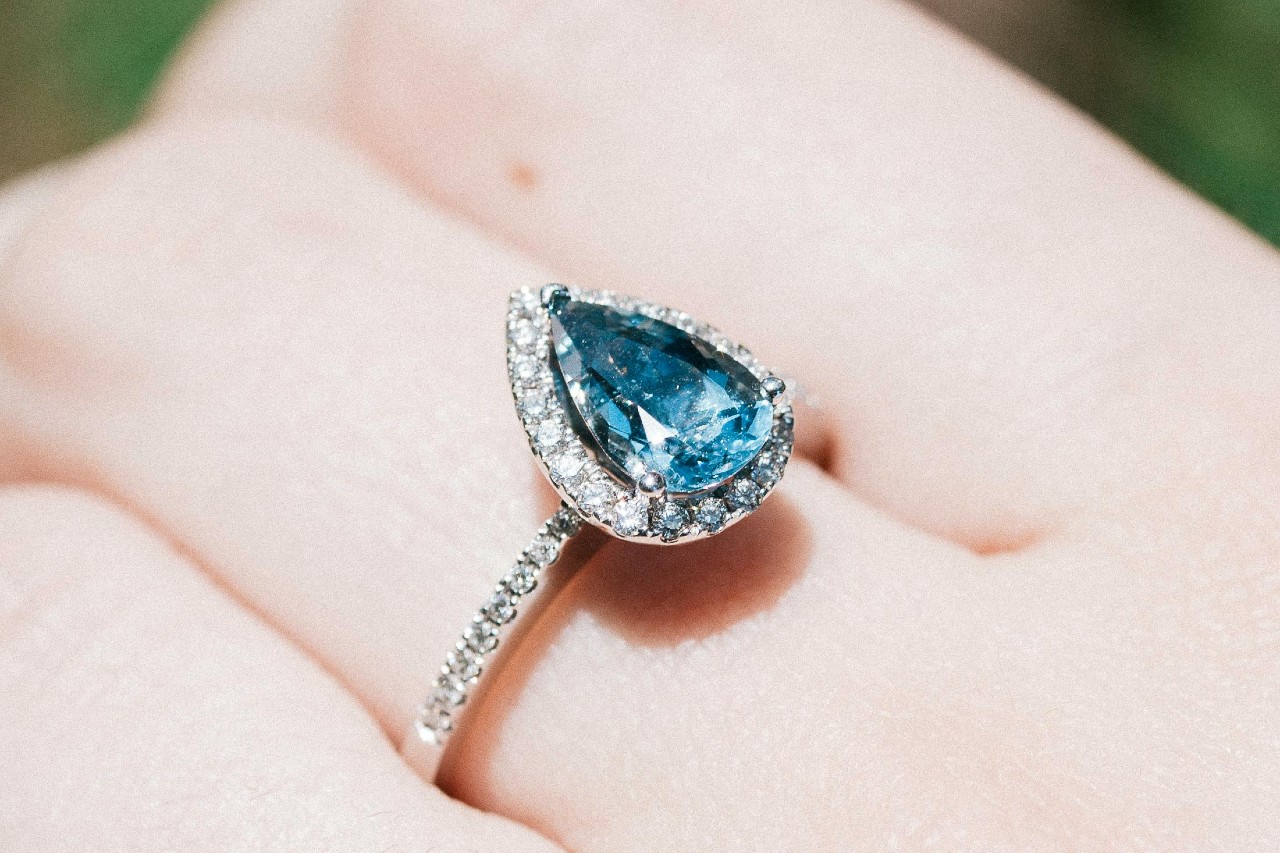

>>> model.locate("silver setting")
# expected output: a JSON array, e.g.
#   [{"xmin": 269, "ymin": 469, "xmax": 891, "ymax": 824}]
[
  {"xmin": 506, "ymin": 285, "xmax": 795, "ymax": 546},
  {"xmin": 406, "ymin": 286, "xmax": 798, "ymax": 779},
  {"xmin": 410, "ymin": 507, "xmax": 581, "ymax": 750}
]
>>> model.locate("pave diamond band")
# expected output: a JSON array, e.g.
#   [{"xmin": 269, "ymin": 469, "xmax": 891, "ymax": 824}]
[
  {"xmin": 402, "ymin": 506, "xmax": 587, "ymax": 780},
  {"xmin": 401, "ymin": 286, "xmax": 794, "ymax": 780}
]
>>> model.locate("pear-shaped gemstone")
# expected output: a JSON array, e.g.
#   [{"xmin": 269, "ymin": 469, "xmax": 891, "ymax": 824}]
[{"xmin": 550, "ymin": 300, "xmax": 773, "ymax": 494}]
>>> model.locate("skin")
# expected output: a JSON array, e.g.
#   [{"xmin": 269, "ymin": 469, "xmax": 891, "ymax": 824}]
[{"xmin": 2, "ymin": 0, "xmax": 1279, "ymax": 849}]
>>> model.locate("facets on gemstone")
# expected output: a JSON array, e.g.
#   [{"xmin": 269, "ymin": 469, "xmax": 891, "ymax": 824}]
[
  {"xmin": 549, "ymin": 509, "xmax": 582, "ymax": 537},
  {"xmin": 694, "ymin": 497, "xmax": 728, "ymax": 532},
  {"xmin": 512, "ymin": 355, "xmax": 540, "ymax": 383},
  {"xmin": 445, "ymin": 648, "xmax": 482, "ymax": 681},
  {"xmin": 576, "ymin": 479, "xmax": 617, "ymax": 517},
  {"xmin": 727, "ymin": 477, "xmax": 763, "ymax": 510},
  {"xmin": 752, "ymin": 452, "xmax": 783, "ymax": 486},
  {"xmin": 612, "ymin": 496, "xmax": 651, "ymax": 536},
  {"xmin": 527, "ymin": 535, "xmax": 560, "ymax": 567},
  {"xmin": 433, "ymin": 674, "xmax": 468, "ymax": 707},
  {"xmin": 774, "ymin": 409, "xmax": 795, "ymax": 436},
  {"xmin": 550, "ymin": 299, "xmax": 773, "ymax": 495},
  {"xmin": 656, "ymin": 501, "xmax": 690, "ymax": 534},
  {"xmin": 510, "ymin": 318, "xmax": 540, "ymax": 349},
  {"xmin": 506, "ymin": 564, "xmax": 538, "ymax": 595},
  {"xmin": 462, "ymin": 620, "xmax": 499, "ymax": 653},
  {"xmin": 518, "ymin": 387, "xmax": 552, "ymax": 420},
  {"xmin": 534, "ymin": 418, "xmax": 563, "ymax": 449},
  {"xmin": 550, "ymin": 450, "xmax": 586, "ymax": 480},
  {"xmin": 483, "ymin": 590, "xmax": 518, "ymax": 624}
]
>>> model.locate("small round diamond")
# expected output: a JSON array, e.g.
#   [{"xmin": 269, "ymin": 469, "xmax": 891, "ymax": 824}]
[
  {"xmin": 534, "ymin": 418, "xmax": 563, "ymax": 448},
  {"xmin": 483, "ymin": 591, "xmax": 517, "ymax": 624},
  {"xmin": 433, "ymin": 674, "xmax": 467, "ymax": 707},
  {"xmin": 527, "ymin": 535, "xmax": 560, "ymax": 567},
  {"xmin": 462, "ymin": 620, "xmax": 499, "ymax": 653},
  {"xmin": 512, "ymin": 356, "xmax": 539, "ymax": 382},
  {"xmin": 506, "ymin": 565, "xmax": 537, "ymax": 595},
  {"xmin": 612, "ymin": 496, "xmax": 650, "ymax": 536},
  {"xmin": 656, "ymin": 501, "xmax": 690, "ymax": 535},
  {"xmin": 518, "ymin": 388, "xmax": 551, "ymax": 420},
  {"xmin": 510, "ymin": 319, "xmax": 540, "ymax": 349},
  {"xmin": 445, "ymin": 648, "xmax": 481, "ymax": 681},
  {"xmin": 726, "ymin": 478, "xmax": 763, "ymax": 510},
  {"xmin": 576, "ymin": 480, "xmax": 616, "ymax": 517},
  {"xmin": 752, "ymin": 452, "xmax": 783, "ymax": 486},
  {"xmin": 695, "ymin": 498, "xmax": 728, "ymax": 532},
  {"xmin": 550, "ymin": 450, "xmax": 586, "ymax": 480}
]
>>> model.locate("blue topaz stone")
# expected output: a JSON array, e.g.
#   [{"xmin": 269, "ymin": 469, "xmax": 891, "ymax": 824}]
[
  {"xmin": 549, "ymin": 299, "xmax": 774, "ymax": 495},
  {"xmin": 508, "ymin": 287, "xmax": 793, "ymax": 544}
]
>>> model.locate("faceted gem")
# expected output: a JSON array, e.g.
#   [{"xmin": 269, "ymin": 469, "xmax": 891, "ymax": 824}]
[
  {"xmin": 575, "ymin": 480, "xmax": 616, "ymax": 517},
  {"xmin": 506, "ymin": 567, "xmax": 537, "ymax": 595},
  {"xmin": 726, "ymin": 478, "xmax": 763, "ymax": 510},
  {"xmin": 463, "ymin": 621, "xmax": 499, "ymax": 653},
  {"xmin": 694, "ymin": 498, "xmax": 728, "ymax": 532},
  {"xmin": 534, "ymin": 418, "xmax": 563, "ymax": 448},
  {"xmin": 550, "ymin": 450, "xmax": 587, "ymax": 480},
  {"xmin": 483, "ymin": 591, "xmax": 517, "ymax": 624},
  {"xmin": 550, "ymin": 300, "xmax": 773, "ymax": 494},
  {"xmin": 446, "ymin": 649, "xmax": 482, "ymax": 681},
  {"xmin": 656, "ymin": 501, "xmax": 691, "ymax": 533},
  {"xmin": 612, "ymin": 496, "xmax": 651, "ymax": 536}
]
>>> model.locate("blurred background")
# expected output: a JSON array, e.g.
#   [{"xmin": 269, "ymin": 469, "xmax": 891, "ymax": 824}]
[{"xmin": 0, "ymin": 0, "xmax": 1277, "ymax": 245}]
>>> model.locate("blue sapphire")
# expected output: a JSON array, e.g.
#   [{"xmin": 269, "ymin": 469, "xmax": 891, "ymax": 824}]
[{"xmin": 550, "ymin": 300, "xmax": 773, "ymax": 494}]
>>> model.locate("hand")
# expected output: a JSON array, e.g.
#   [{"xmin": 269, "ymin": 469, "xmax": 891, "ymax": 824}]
[{"xmin": 3, "ymin": 0, "xmax": 1278, "ymax": 849}]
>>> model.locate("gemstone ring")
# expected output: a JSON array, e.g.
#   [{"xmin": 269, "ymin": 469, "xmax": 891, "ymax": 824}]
[{"xmin": 401, "ymin": 285, "xmax": 795, "ymax": 779}]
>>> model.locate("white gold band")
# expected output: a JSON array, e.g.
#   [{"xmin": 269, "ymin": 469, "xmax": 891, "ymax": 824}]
[{"xmin": 400, "ymin": 505, "xmax": 586, "ymax": 781}]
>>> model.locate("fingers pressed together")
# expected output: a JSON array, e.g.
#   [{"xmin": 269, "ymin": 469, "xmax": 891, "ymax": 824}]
[{"xmin": 2, "ymin": 0, "xmax": 1279, "ymax": 850}]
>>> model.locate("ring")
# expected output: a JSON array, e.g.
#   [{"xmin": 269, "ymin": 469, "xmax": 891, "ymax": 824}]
[{"xmin": 401, "ymin": 285, "xmax": 795, "ymax": 780}]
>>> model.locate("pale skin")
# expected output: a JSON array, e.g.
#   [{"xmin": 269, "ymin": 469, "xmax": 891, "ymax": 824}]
[{"xmin": 1, "ymin": 0, "xmax": 1278, "ymax": 849}]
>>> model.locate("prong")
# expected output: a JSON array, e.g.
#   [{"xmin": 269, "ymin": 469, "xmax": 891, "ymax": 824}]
[
  {"xmin": 637, "ymin": 470, "xmax": 666, "ymax": 498},
  {"xmin": 540, "ymin": 284, "xmax": 570, "ymax": 311},
  {"xmin": 762, "ymin": 375, "xmax": 786, "ymax": 401}
]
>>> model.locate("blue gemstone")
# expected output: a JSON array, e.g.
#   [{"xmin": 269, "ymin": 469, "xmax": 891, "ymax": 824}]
[{"xmin": 550, "ymin": 300, "xmax": 773, "ymax": 494}]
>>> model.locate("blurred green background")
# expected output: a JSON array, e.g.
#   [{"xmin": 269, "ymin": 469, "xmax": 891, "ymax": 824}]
[{"xmin": 1, "ymin": 0, "xmax": 1277, "ymax": 244}]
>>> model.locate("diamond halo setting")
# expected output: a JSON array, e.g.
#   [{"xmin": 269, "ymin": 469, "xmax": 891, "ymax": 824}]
[
  {"xmin": 507, "ymin": 285, "xmax": 794, "ymax": 544},
  {"xmin": 406, "ymin": 285, "xmax": 797, "ymax": 773}
]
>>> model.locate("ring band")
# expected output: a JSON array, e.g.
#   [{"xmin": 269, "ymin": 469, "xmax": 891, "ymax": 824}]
[
  {"xmin": 401, "ymin": 285, "xmax": 794, "ymax": 780},
  {"xmin": 401, "ymin": 505, "xmax": 592, "ymax": 780}
]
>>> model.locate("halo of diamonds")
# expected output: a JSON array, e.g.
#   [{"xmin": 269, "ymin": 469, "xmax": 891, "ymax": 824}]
[
  {"xmin": 507, "ymin": 286, "xmax": 795, "ymax": 545},
  {"xmin": 414, "ymin": 507, "xmax": 581, "ymax": 746}
]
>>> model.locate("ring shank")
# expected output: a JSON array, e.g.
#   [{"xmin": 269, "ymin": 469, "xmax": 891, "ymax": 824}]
[{"xmin": 399, "ymin": 505, "xmax": 594, "ymax": 782}]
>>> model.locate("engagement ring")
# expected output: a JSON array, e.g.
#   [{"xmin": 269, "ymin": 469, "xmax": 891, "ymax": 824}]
[{"xmin": 402, "ymin": 285, "xmax": 795, "ymax": 779}]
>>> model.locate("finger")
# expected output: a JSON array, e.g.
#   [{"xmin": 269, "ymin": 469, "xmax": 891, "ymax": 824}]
[
  {"xmin": 0, "ymin": 118, "xmax": 558, "ymax": 738},
  {"xmin": 440, "ymin": 461, "xmax": 1279, "ymax": 850},
  {"xmin": 0, "ymin": 117, "xmax": 924, "ymax": 831},
  {"xmin": 0, "ymin": 486, "xmax": 559, "ymax": 851},
  {"xmin": 334, "ymin": 0, "xmax": 1280, "ymax": 552}
]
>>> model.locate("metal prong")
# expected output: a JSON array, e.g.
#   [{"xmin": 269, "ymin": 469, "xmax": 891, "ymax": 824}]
[
  {"xmin": 762, "ymin": 376, "xmax": 786, "ymax": 400},
  {"xmin": 540, "ymin": 284, "xmax": 570, "ymax": 311},
  {"xmin": 637, "ymin": 470, "xmax": 666, "ymax": 498}
]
